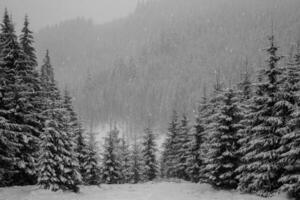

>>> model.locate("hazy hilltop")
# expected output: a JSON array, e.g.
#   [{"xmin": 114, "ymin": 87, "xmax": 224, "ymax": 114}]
[{"xmin": 35, "ymin": 0, "xmax": 300, "ymax": 136}]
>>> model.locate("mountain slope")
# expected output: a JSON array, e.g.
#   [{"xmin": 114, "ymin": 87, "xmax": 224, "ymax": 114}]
[{"xmin": 35, "ymin": 0, "xmax": 300, "ymax": 136}]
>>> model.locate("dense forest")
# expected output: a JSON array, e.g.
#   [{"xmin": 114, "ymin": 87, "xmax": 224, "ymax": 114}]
[
  {"xmin": 35, "ymin": 0, "xmax": 300, "ymax": 136},
  {"xmin": 1, "ymin": 0, "xmax": 300, "ymax": 199}
]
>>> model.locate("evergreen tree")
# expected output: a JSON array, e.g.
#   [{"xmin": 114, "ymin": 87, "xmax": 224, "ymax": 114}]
[
  {"xmin": 0, "ymin": 9, "xmax": 21, "ymax": 186},
  {"xmin": 119, "ymin": 138, "xmax": 131, "ymax": 183},
  {"xmin": 38, "ymin": 51, "xmax": 80, "ymax": 192},
  {"xmin": 63, "ymin": 89, "xmax": 91, "ymax": 184},
  {"xmin": 130, "ymin": 139, "xmax": 143, "ymax": 183},
  {"xmin": 200, "ymin": 75, "xmax": 224, "ymax": 184},
  {"xmin": 84, "ymin": 133, "xmax": 101, "ymax": 185},
  {"xmin": 186, "ymin": 91, "xmax": 207, "ymax": 183},
  {"xmin": 237, "ymin": 34, "xmax": 282, "ymax": 196},
  {"xmin": 161, "ymin": 110, "xmax": 179, "ymax": 178},
  {"xmin": 101, "ymin": 128, "xmax": 122, "ymax": 184},
  {"xmin": 0, "ymin": 10, "xmax": 42, "ymax": 186},
  {"xmin": 76, "ymin": 130, "xmax": 90, "ymax": 184},
  {"xmin": 142, "ymin": 127, "xmax": 158, "ymax": 181},
  {"xmin": 277, "ymin": 41, "xmax": 300, "ymax": 199},
  {"xmin": 19, "ymin": 15, "xmax": 37, "ymax": 67},
  {"xmin": 204, "ymin": 88, "xmax": 242, "ymax": 189},
  {"xmin": 173, "ymin": 114, "xmax": 191, "ymax": 181}
]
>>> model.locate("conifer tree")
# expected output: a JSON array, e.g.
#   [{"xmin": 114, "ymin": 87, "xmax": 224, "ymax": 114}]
[
  {"xmin": 19, "ymin": 15, "xmax": 37, "ymax": 67},
  {"xmin": 0, "ymin": 9, "xmax": 21, "ymax": 186},
  {"xmin": 130, "ymin": 139, "xmax": 143, "ymax": 183},
  {"xmin": 101, "ymin": 128, "xmax": 122, "ymax": 184},
  {"xmin": 142, "ymin": 127, "xmax": 158, "ymax": 181},
  {"xmin": 204, "ymin": 88, "xmax": 242, "ymax": 189},
  {"xmin": 186, "ymin": 90, "xmax": 207, "ymax": 183},
  {"xmin": 200, "ymin": 73, "xmax": 224, "ymax": 183},
  {"xmin": 119, "ymin": 138, "xmax": 131, "ymax": 183},
  {"xmin": 0, "ymin": 10, "xmax": 42, "ymax": 186},
  {"xmin": 76, "ymin": 130, "xmax": 90, "ymax": 184},
  {"xmin": 63, "ymin": 89, "xmax": 91, "ymax": 184},
  {"xmin": 83, "ymin": 133, "xmax": 101, "ymax": 185},
  {"xmin": 161, "ymin": 110, "xmax": 179, "ymax": 178},
  {"xmin": 173, "ymin": 114, "xmax": 191, "ymax": 181},
  {"xmin": 277, "ymin": 41, "xmax": 300, "ymax": 199},
  {"xmin": 237, "ymin": 34, "xmax": 282, "ymax": 196},
  {"xmin": 38, "ymin": 51, "xmax": 80, "ymax": 192}
]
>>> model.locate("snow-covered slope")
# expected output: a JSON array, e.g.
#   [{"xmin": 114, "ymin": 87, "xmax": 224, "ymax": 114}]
[{"xmin": 0, "ymin": 182, "xmax": 287, "ymax": 200}]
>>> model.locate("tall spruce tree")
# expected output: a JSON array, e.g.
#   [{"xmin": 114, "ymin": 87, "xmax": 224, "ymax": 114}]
[
  {"xmin": 173, "ymin": 114, "xmax": 191, "ymax": 181},
  {"xmin": 101, "ymin": 128, "xmax": 122, "ymax": 184},
  {"xmin": 130, "ymin": 138, "xmax": 143, "ymax": 183},
  {"xmin": 161, "ymin": 110, "xmax": 179, "ymax": 178},
  {"xmin": 142, "ymin": 127, "xmax": 158, "ymax": 181},
  {"xmin": 201, "ymin": 73, "xmax": 224, "ymax": 183},
  {"xmin": 0, "ymin": 10, "xmax": 20, "ymax": 185},
  {"xmin": 204, "ymin": 88, "xmax": 242, "ymax": 189},
  {"xmin": 277, "ymin": 42, "xmax": 300, "ymax": 199},
  {"xmin": 19, "ymin": 15, "xmax": 37, "ymax": 67},
  {"xmin": 0, "ymin": 10, "xmax": 42, "ymax": 186},
  {"xmin": 63, "ymin": 89, "xmax": 91, "ymax": 184},
  {"xmin": 237, "ymin": 34, "xmax": 282, "ymax": 196},
  {"xmin": 76, "ymin": 129, "xmax": 90, "ymax": 184},
  {"xmin": 119, "ymin": 137, "xmax": 131, "ymax": 183},
  {"xmin": 186, "ymin": 90, "xmax": 207, "ymax": 183},
  {"xmin": 84, "ymin": 133, "xmax": 101, "ymax": 185},
  {"xmin": 38, "ymin": 51, "xmax": 80, "ymax": 192}
]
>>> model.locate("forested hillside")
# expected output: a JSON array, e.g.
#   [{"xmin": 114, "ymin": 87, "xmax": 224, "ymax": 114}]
[{"xmin": 35, "ymin": 0, "xmax": 300, "ymax": 135}]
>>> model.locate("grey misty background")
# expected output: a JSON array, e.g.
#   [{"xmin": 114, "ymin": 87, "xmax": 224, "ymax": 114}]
[{"xmin": 2, "ymin": 0, "xmax": 300, "ymax": 138}]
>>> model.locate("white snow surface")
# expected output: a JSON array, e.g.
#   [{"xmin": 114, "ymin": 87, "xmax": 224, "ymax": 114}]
[{"xmin": 0, "ymin": 181, "xmax": 287, "ymax": 200}]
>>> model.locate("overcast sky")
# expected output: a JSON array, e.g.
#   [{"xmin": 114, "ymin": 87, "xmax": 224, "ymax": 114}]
[{"xmin": 0, "ymin": 0, "xmax": 139, "ymax": 31}]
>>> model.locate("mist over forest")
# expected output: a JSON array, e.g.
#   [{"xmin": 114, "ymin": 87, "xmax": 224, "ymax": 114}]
[{"xmin": 35, "ymin": 0, "xmax": 300, "ymax": 137}]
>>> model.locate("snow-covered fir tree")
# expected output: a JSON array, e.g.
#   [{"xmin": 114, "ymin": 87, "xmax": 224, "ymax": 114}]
[
  {"xmin": 277, "ymin": 41, "xmax": 300, "ymax": 199},
  {"xmin": 186, "ymin": 89, "xmax": 207, "ymax": 183},
  {"xmin": 101, "ymin": 128, "xmax": 122, "ymax": 184},
  {"xmin": 119, "ymin": 137, "xmax": 131, "ymax": 183},
  {"xmin": 83, "ymin": 132, "xmax": 101, "ymax": 185},
  {"xmin": 38, "ymin": 51, "xmax": 80, "ymax": 192},
  {"xmin": 142, "ymin": 127, "xmax": 158, "ymax": 181},
  {"xmin": 19, "ymin": 15, "xmax": 37, "ymax": 67},
  {"xmin": 173, "ymin": 114, "xmax": 191, "ymax": 181},
  {"xmin": 75, "ymin": 129, "xmax": 90, "ymax": 184},
  {"xmin": 237, "ymin": 34, "xmax": 283, "ymax": 196},
  {"xmin": 63, "ymin": 89, "xmax": 92, "ymax": 185},
  {"xmin": 161, "ymin": 110, "xmax": 179, "ymax": 178},
  {"xmin": 130, "ymin": 138, "xmax": 143, "ymax": 183},
  {"xmin": 204, "ymin": 88, "xmax": 242, "ymax": 189},
  {"xmin": 200, "ymin": 72, "xmax": 224, "ymax": 184},
  {"xmin": 0, "ymin": 10, "xmax": 42, "ymax": 186},
  {"xmin": 0, "ymin": 9, "xmax": 22, "ymax": 186}
]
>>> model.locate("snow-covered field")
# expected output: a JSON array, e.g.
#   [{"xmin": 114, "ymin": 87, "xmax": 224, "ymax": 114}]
[{"xmin": 0, "ymin": 182, "xmax": 287, "ymax": 200}]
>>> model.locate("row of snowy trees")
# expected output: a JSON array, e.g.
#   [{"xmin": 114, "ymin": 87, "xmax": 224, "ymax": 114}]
[
  {"xmin": 100, "ymin": 127, "xmax": 158, "ymax": 184},
  {"xmin": 161, "ymin": 34, "xmax": 300, "ymax": 199},
  {"xmin": 0, "ymin": 10, "xmax": 99, "ymax": 192}
]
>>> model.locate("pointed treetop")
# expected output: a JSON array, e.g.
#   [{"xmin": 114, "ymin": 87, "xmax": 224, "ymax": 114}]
[
  {"xmin": 20, "ymin": 14, "xmax": 37, "ymax": 67},
  {"xmin": 41, "ymin": 50, "xmax": 54, "ymax": 84},
  {"xmin": 24, "ymin": 14, "xmax": 29, "ymax": 26},
  {"xmin": 1, "ymin": 8, "xmax": 15, "ymax": 35}
]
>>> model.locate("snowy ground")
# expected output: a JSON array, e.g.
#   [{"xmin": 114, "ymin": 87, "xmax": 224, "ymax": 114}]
[{"xmin": 0, "ymin": 181, "xmax": 287, "ymax": 200}]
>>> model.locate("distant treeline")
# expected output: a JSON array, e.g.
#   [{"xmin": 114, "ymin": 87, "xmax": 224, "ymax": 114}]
[{"xmin": 36, "ymin": 0, "xmax": 300, "ymax": 135}]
